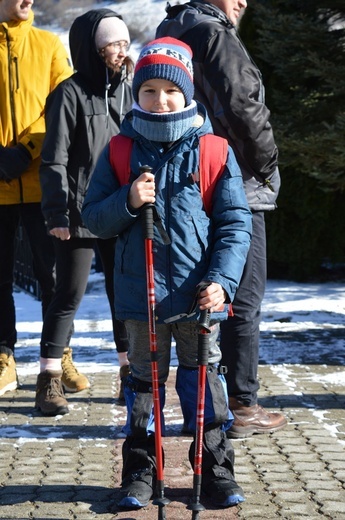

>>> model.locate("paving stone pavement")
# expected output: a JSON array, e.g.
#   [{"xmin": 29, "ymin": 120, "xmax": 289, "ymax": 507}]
[{"xmin": 0, "ymin": 363, "xmax": 344, "ymax": 520}]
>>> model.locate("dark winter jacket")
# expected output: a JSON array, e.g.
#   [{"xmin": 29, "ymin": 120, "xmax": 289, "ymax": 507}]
[
  {"xmin": 82, "ymin": 103, "xmax": 252, "ymax": 324},
  {"xmin": 156, "ymin": 1, "xmax": 281, "ymax": 210},
  {"xmin": 40, "ymin": 9, "xmax": 133, "ymax": 237}
]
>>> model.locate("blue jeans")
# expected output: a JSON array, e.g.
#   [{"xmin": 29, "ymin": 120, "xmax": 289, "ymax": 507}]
[
  {"xmin": 220, "ymin": 210, "xmax": 266, "ymax": 406},
  {"xmin": 0, "ymin": 203, "xmax": 55, "ymax": 353}
]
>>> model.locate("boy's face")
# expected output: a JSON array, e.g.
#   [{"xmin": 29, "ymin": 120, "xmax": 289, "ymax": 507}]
[{"xmin": 138, "ymin": 78, "xmax": 186, "ymax": 113}]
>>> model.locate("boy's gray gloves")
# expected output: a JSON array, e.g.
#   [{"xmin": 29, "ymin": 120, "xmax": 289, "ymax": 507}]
[{"xmin": 0, "ymin": 144, "xmax": 32, "ymax": 181}]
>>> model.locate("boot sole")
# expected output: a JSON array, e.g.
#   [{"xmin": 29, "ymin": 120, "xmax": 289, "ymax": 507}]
[
  {"xmin": 62, "ymin": 382, "xmax": 90, "ymax": 393},
  {"xmin": 35, "ymin": 404, "xmax": 69, "ymax": 416},
  {"xmin": 118, "ymin": 496, "xmax": 150, "ymax": 509},
  {"xmin": 0, "ymin": 380, "xmax": 17, "ymax": 396},
  {"xmin": 213, "ymin": 494, "xmax": 246, "ymax": 508},
  {"xmin": 227, "ymin": 420, "xmax": 288, "ymax": 439}
]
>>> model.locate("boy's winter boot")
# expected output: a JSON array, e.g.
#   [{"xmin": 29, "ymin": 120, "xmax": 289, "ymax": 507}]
[
  {"xmin": 0, "ymin": 347, "xmax": 17, "ymax": 396},
  {"xmin": 61, "ymin": 347, "xmax": 90, "ymax": 392},
  {"xmin": 35, "ymin": 370, "xmax": 69, "ymax": 416},
  {"xmin": 189, "ymin": 427, "xmax": 245, "ymax": 508},
  {"xmin": 118, "ymin": 435, "xmax": 156, "ymax": 509}
]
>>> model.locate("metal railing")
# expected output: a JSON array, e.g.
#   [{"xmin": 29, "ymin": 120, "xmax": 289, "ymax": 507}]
[{"xmin": 14, "ymin": 224, "xmax": 41, "ymax": 300}]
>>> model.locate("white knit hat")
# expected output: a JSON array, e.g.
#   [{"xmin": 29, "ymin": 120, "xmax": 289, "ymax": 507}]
[{"xmin": 95, "ymin": 16, "xmax": 130, "ymax": 50}]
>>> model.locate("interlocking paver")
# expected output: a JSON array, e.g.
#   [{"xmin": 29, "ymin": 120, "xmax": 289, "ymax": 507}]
[{"xmin": 0, "ymin": 361, "xmax": 344, "ymax": 520}]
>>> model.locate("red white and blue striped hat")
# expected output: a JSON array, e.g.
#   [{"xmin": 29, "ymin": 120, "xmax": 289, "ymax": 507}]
[{"xmin": 133, "ymin": 37, "xmax": 194, "ymax": 106}]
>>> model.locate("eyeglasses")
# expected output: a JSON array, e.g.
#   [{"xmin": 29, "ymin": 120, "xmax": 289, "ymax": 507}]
[{"xmin": 98, "ymin": 40, "xmax": 130, "ymax": 54}]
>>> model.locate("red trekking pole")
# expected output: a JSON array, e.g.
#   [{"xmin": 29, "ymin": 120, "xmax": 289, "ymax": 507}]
[
  {"xmin": 187, "ymin": 308, "xmax": 211, "ymax": 519},
  {"xmin": 141, "ymin": 166, "xmax": 170, "ymax": 519}
]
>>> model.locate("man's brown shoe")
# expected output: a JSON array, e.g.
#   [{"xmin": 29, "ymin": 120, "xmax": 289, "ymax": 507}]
[
  {"xmin": 35, "ymin": 370, "xmax": 69, "ymax": 416},
  {"xmin": 227, "ymin": 397, "xmax": 287, "ymax": 439}
]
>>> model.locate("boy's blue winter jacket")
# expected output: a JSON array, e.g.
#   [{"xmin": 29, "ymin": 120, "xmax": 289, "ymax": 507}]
[{"xmin": 82, "ymin": 103, "xmax": 252, "ymax": 324}]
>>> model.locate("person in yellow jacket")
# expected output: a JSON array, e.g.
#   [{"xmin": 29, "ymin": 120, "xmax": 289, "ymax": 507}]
[{"xmin": 0, "ymin": 0, "xmax": 86, "ymax": 397}]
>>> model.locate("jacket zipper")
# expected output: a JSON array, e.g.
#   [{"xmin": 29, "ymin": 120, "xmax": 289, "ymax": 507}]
[
  {"xmin": 5, "ymin": 29, "xmax": 24, "ymax": 201},
  {"xmin": 5, "ymin": 29, "xmax": 18, "ymax": 143}
]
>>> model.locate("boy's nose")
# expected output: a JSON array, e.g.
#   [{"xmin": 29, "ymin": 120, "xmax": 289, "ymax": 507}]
[{"xmin": 156, "ymin": 91, "xmax": 167, "ymax": 104}]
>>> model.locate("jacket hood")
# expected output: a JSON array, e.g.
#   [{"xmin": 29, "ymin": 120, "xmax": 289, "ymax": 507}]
[
  {"xmin": 69, "ymin": 8, "xmax": 123, "ymax": 91},
  {"xmin": 156, "ymin": 1, "xmax": 233, "ymax": 40}
]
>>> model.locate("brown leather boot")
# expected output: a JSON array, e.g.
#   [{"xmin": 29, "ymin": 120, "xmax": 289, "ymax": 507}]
[
  {"xmin": 35, "ymin": 370, "xmax": 69, "ymax": 416},
  {"xmin": 227, "ymin": 397, "xmax": 287, "ymax": 439}
]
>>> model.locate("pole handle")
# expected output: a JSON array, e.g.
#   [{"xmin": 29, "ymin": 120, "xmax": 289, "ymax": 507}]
[
  {"xmin": 198, "ymin": 309, "xmax": 210, "ymax": 332},
  {"xmin": 197, "ymin": 309, "xmax": 210, "ymax": 367},
  {"xmin": 140, "ymin": 165, "xmax": 154, "ymax": 240}
]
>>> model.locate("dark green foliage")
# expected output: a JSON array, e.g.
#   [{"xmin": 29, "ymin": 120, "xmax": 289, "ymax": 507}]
[{"xmin": 240, "ymin": 0, "xmax": 345, "ymax": 280}]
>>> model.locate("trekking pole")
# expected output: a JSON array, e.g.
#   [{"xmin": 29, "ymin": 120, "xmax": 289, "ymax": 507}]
[
  {"xmin": 187, "ymin": 308, "xmax": 211, "ymax": 519},
  {"xmin": 141, "ymin": 166, "xmax": 170, "ymax": 520}
]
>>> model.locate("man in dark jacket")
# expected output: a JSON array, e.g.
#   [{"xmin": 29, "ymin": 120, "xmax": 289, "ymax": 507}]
[{"xmin": 156, "ymin": 0, "xmax": 287, "ymax": 438}]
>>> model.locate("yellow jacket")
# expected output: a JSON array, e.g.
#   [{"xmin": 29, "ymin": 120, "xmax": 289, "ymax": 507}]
[{"xmin": 0, "ymin": 10, "xmax": 72, "ymax": 204}]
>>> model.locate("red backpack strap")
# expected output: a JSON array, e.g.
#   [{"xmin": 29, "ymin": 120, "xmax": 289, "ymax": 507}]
[
  {"xmin": 199, "ymin": 134, "xmax": 228, "ymax": 216},
  {"xmin": 109, "ymin": 134, "xmax": 133, "ymax": 185},
  {"xmin": 199, "ymin": 135, "xmax": 233, "ymax": 317}
]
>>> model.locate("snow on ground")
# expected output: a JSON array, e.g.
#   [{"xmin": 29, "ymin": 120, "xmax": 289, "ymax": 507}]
[
  {"xmin": 13, "ymin": 275, "xmax": 345, "ymax": 377},
  {"xmin": 6, "ymin": 276, "xmax": 344, "ymax": 444}
]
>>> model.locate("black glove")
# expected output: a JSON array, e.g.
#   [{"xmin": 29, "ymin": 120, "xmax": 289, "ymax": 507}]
[{"xmin": 0, "ymin": 144, "xmax": 32, "ymax": 181}]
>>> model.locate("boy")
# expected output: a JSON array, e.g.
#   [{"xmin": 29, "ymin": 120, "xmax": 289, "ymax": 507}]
[{"xmin": 82, "ymin": 37, "xmax": 252, "ymax": 510}]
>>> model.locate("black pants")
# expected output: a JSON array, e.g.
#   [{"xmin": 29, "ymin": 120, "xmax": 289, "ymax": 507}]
[
  {"xmin": 96, "ymin": 238, "xmax": 129, "ymax": 354},
  {"xmin": 40, "ymin": 237, "xmax": 94, "ymax": 359},
  {"xmin": 220, "ymin": 211, "xmax": 267, "ymax": 407},
  {"xmin": 40, "ymin": 236, "xmax": 129, "ymax": 359},
  {"xmin": 0, "ymin": 203, "xmax": 55, "ymax": 353}
]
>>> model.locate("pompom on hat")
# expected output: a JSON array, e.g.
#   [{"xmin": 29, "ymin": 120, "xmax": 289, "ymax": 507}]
[
  {"xmin": 95, "ymin": 16, "xmax": 130, "ymax": 51},
  {"xmin": 132, "ymin": 37, "xmax": 194, "ymax": 106}
]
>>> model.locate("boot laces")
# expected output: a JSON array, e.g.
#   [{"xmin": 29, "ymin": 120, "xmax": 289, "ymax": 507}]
[
  {"xmin": 62, "ymin": 352, "xmax": 80, "ymax": 377},
  {"xmin": 127, "ymin": 468, "xmax": 153, "ymax": 484},
  {"xmin": 0, "ymin": 358, "xmax": 10, "ymax": 377},
  {"xmin": 45, "ymin": 377, "xmax": 64, "ymax": 399}
]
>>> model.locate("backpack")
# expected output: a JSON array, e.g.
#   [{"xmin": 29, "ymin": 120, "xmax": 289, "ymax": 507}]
[
  {"xmin": 109, "ymin": 133, "xmax": 234, "ymax": 317},
  {"xmin": 108, "ymin": 133, "xmax": 228, "ymax": 216}
]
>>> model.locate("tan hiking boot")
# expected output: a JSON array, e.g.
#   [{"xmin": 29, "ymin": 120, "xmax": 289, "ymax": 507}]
[
  {"xmin": 61, "ymin": 347, "xmax": 90, "ymax": 392},
  {"xmin": 0, "ymin": 350, "xmax": 18, "ymax": 396},
  {"xmin": 35, "ymin": 370, "xmax": 69, "ymax": 416},
  {"xmin": 117, "ymin": 364, "xmax": 131, "ymax": 404}
]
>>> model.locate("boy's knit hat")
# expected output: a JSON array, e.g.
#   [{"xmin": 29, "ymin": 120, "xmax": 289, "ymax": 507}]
[
  {"xmin": 132, "ymin": 37, "xmax": 194, "ymax": 106},
  {"xmin": 95, "ymin": 16, "xmax": 130, "ymax": 50}
]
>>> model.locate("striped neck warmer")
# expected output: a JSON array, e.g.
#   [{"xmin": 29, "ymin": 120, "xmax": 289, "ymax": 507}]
[{"xmin": 132, "ymin": 100, "xmax": 198, "ymax": 142}]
